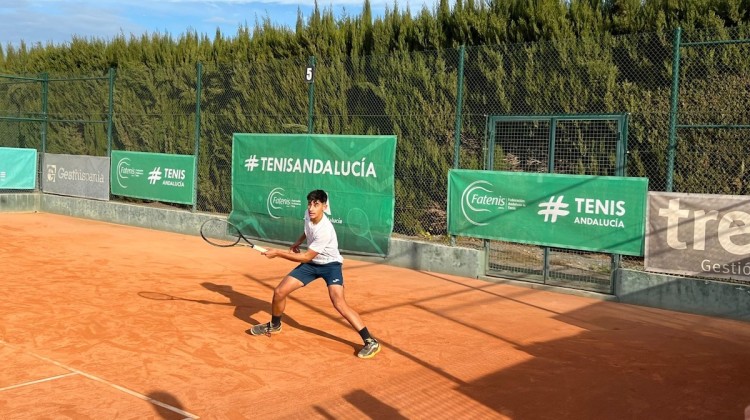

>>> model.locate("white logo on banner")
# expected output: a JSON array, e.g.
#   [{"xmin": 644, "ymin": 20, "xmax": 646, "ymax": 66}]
[
  {"xmin": 245, "ymin": 155, "xmax": 377, "ymax": 178},
  {"xmin": 245, "ymin": 155, "xmax": 260, "ymax": 171},
  {"xmin": 659, "ymin": 197, "xmax": 750, "ymax": 255},
  {"xmin": 148, "ymin": 167, "xmax": 163, "ymax": 184},
  {"xmin": 46, "ymin": 165, "xmax": 57, "ymax": 182},
  {"xmin": 461, "ymin": 180, "xmax": 505, "ymax": 226},
  {"xmin": 116, "ymin": 158, "xmax": 144, "ymax": 189},
  {"xmin": 267, "ymin": 187, "xmax": 302, "ymax": 219},
  {"xmin": 538, "ymin": 195, "xmax": 570, "ymax": 223}
]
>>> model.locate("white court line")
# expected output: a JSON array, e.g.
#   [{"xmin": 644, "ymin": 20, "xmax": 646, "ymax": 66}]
[
  {"xmin": 0, "ymin": 339, "xmax": 199, "ymax": 419},
  {"xmin": 0, "ymin": 372, "xmax": 78, "ymax": 392}
]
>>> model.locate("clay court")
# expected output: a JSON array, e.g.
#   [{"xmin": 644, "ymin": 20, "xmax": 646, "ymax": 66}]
[{"xmin": 2, "ymin": 212, "xmax": 750, "ymax": 419}]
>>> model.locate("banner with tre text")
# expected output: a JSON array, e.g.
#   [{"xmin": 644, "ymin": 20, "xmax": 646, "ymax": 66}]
[{"xmin": 646, "ymin": 192, "xmax": 750, "ymax": 281}]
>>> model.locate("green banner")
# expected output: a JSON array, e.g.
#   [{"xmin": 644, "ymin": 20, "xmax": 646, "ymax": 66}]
[
  {"xmin": 111, "ymin": 151, "xmax": 195, "ymax": 205},
  {"xmin": 0, "ymin": 147, "xmax": 37, "ymax": 189},
  {"xmin": 448, "ymin": 170, "xmax": 648, "ymax": 256},
  {"xmin": 230, "ymin": 134, "xmax": 396, "ymax": 255}
]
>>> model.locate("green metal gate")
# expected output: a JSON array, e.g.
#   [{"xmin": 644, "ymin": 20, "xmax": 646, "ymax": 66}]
[{"xmin": 484, "ymin": 114, "xmax": 628, "ymax": 293}]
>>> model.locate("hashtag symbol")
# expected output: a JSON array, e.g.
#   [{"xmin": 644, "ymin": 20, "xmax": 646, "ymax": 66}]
[
  {"xmin": 244, "ymin": 155, "xmax": 260, "ymax": 171},
  {"xmin": 537, "ymin": 195, "xmax": 570, "ymax": 223},
  {"xmin": 148, "ymin": 167, "xmax": 162, "ymax": 185}
]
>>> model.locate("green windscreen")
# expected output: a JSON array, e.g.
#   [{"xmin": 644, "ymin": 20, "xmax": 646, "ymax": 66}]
[
  {"xmin": 110, "ymin": 151, "xmax": 196, "ymax": 205},
  {"xmin": 0, "ymin": 147, "xmax": 37, "ymax": 189},
  {"xmin": 230, "ymin": 134, "xmax": 396, "ymax": 256},
  {"xmin": 448, "ymin": 169, "xmax": 648, "ymax": 256}
]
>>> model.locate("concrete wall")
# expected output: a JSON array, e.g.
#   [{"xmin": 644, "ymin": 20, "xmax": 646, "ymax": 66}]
[
  {"xmin": 40, "ymin": 194, "xmax": 212, "ymax": 237},
  {"xmin": 358, "ymin": 238, "xmax": 485, "ymax": 279},
  {"xmin": 616, "ymin": 269, "xmax": 750, "ymax": 322},
  {"xmin": 0, "ymin": 193, "xmax": 39, "ymax": 212},
  {"xmin": 2, "ymin": 193, "xmax": 748, "ymax": 322},
  {"xmin": 5, "ymin": 193, "xmax": 485, "ymax": 279}
]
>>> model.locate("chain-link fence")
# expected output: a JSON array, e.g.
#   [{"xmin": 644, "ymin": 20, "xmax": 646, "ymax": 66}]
[
  {"xmin": 46, "ymin": 73, "xmax": 111, "ymax": 157},
  {"xmin": 0, "ymin": 72, "xmax": 110, "ymax": 192},
  {"xmin": 0, "ymin": 75, "xmax": 44, "ymax": 154},
  {"xmin": 483, "ymin": 116, "xmax": 626, "ymax": 292},
  {"xmin": 670, "ymin": 28, "xmax": 750, "ymax": 195},
  {"xmin": 1, "ymin": 27, "xmax": 748, "ymax": 288}
]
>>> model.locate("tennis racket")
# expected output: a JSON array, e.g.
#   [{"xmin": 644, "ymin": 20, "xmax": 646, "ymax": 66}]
[
  {"xmin": 347, "ymin": 207, "xmax": 384, "ymax": 254},
  {"xmin": 200, "ymin": 218, "xmax": 268, "ymax": 253}
]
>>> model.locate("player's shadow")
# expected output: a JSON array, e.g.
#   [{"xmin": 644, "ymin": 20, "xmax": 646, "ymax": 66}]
[
  {"xmin": 201, "ymin": 281, "xmax": 360, "ymax": 351},
  {"xmin": 200, "ymin": 282, "xmax": 266, "ymax": 326}
]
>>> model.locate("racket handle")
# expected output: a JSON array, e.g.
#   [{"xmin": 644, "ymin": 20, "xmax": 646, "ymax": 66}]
[{"xmin": 254, "ymin": 245, "xmax": 268, "ymax": 253}]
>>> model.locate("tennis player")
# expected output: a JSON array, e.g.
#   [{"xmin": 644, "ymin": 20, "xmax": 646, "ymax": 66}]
[{"xmin": 249, "ymin": 189, "xmax": 381, "ymax": 359}]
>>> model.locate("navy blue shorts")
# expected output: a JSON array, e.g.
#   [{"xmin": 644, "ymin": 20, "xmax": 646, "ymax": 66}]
[{"xmin": 289, "ymin": 262, "xmax": 344, "ymax": 287}]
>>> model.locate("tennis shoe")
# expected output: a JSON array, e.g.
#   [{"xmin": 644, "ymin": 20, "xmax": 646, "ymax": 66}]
[
  {"xmin": 248, "ymin": 322, "xmax": 281, "ymax": 337},
  {"xmin": 357, "ymin": 338, "xmax": 381, "ymax": 359}
]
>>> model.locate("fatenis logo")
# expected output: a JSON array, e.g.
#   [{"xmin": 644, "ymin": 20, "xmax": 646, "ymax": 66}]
[
  {"xmin": 116, "ymin": 158, "xmax": 143, "ymax": 188},
  {"xmin": 266, "ymin": 188, "xmax": 302, "ymax": 219},
  {"xmin": 460, "ymin": 180, "xmax": 506, "ymax": 226}
]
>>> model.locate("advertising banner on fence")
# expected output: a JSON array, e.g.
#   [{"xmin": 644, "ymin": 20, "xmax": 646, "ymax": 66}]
[
  {"xmin": 0, "ymin": 147, "xmax": 37, "ymax": 189},
  {"xmin": 110, "ymin": 151, "xmax": 195, "ymax": 205},
  {"xmin": 646, "ymin": 192, "xmax": 750, "ymax": 281},
  {"xmin": 231, "ymin": 133, "xmax": 397, "ymax": 256},
  {"xmin": 42, "ymin": 153, "xmax": 110, "ymax": 201},
  {"xmin": 448, "ymin": 170, "xmax": 649, "ymax": 256}
]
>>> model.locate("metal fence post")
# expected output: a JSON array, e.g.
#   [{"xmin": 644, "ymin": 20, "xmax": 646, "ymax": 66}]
[
  {"xmin": 619, "ymin": 114, "xmax": 629, "ymax": 177},
  {"xmin": 453, "ymin": 45, "xmax": 466, "ymax": 170},
  {"xmin": 40, "ymin": 72, "xmax": 48, "ymax": 156},
  {"xmin": 307, "ymin": 56, "xmax": 316, "ymax": 134},
  {"xmin": 107, "ymin": 67, "xmax": 115, "ymax": 157},
  {"xmin": 193, "ymin": 62, "xmax": 203, "ymax": 212},
  {"xmin": 666, "ymin": 27, "xmax": 682, "ymax": 193},
  {"xmin": 451, "ymin": 45, "xmax": 466, "ymax": 246}
]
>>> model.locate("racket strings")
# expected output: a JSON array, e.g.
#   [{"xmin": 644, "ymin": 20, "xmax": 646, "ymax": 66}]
[
  {"xmin": 348, "ymin": 209, "xmax": 371, "ymax": 237},
  {"xmin": 201, "ymin": 219, "xmax": 242, "ymax": 247}
]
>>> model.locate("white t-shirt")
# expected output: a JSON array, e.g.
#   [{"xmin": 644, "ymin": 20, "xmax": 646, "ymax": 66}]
[{"xmin": 304, "ymin": 213, "xmax": 343, "ymax": 264}]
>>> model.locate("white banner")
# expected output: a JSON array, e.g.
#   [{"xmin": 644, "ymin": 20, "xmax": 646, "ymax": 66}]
[
  {"xmin": 42, "ymin": 153, "xmax": 110, "ymax": 201},
  {"xmin": 646, "ymin": 192, "xmax": 750, "ymax": 281}
]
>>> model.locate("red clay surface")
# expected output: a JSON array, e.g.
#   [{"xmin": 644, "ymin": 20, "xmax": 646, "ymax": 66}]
[{"xmin": 1, "ymin": 212, "xmax": 750, "ymax": 419}]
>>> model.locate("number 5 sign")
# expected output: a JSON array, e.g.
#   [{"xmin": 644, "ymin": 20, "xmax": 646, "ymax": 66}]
[{"xmin": 304, "ymin": 66, "xmax": 315, "ymax": 83}]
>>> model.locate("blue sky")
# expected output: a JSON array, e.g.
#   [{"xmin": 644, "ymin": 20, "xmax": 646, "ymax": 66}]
[{"xmin": 1, "ymin": 1, "xmax": 432, "ymax": 47}]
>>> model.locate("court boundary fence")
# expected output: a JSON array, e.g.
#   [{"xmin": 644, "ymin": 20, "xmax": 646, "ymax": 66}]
[
  {"xmin": 482, "ymin": 114, "xmax": 628, "ymax": 294},
  {"xmin": 2, "ymin": 192, "xmax": 748, "ymax": 322},
  {"xmin": 2, "ymin": 26, "xmax": 750, "ymax": 295}
]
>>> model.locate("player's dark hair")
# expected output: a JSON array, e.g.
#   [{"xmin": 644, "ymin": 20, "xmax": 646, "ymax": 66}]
[{"xmin": 307, "ymin": 189, "xmax": 328, "ymax": 203}]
